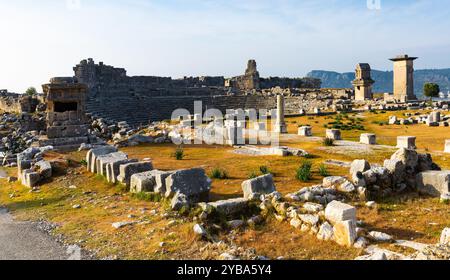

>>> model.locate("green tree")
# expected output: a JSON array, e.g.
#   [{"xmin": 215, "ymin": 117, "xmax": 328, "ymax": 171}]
[
  {"xmin": 25, "ymin": 87, "xmax": 37, "ymax": 96},
  {"xmin": 423, "ymin": 83, "xmax": 440, "ymax": 103}
]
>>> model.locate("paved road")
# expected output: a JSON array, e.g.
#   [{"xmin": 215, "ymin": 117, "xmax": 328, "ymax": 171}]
[{"xmin": 0, "ymin": 208, "xmax": 69, "ymax": 260}]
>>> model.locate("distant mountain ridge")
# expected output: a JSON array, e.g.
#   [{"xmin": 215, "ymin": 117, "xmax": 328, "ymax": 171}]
[{"xmin": 307, "ymin": 69, "xmax": 450, "ymax": 97}]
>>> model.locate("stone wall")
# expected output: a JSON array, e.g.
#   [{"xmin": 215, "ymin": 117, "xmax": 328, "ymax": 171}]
[
  {"xmin": 0, "ymin": 90, "xmax": 41, "ymax": 113},
  {"xmin": 73, "ymin": 59, "xmax": 332, "ymax": 126},
  {"xmin": 86, "ymin": 93, "xmax": 342, "ymax": 126},
  {"xmin": 0, "ymin": 91, "xmax": 21, "ymax": 113}
]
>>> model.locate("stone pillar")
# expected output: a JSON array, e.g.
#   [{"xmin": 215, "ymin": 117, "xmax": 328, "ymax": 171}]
[
  {"xmin": 397, "ymin": 136, "xmax": 416, "ymax": 149},
  {"xmin": 352, "ymin": 63, "xmax": 374, "ymax": 101},
  {"xmin": 445, "ymin": 140, "xmax": 450, "ymax": 154},
  {"xmin": 390, "ymin": 55, "xmax": 418, "ymax": 102},
  {"xmin": 274, "ymin": 94, "xmax": 287, "ymax": 134}
]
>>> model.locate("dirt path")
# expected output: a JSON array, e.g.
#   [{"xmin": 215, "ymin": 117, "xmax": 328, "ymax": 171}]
[{"xmin": 0, "ymin": 207, "xmax": 70, "ymax": 260}]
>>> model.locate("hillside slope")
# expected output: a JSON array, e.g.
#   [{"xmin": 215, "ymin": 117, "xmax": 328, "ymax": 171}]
[{"xmin": 307, "ymin": 69, "xmax": 450, "ymax": 97}]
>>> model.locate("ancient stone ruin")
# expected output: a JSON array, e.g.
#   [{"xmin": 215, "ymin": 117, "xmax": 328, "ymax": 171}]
[
  {"xmin": 352, "ymin": 63, "xmax": 374, "ymax": 101},
  {"xmin": 38, "ymin": 77, "xmax": 97, "ymax": 151}
]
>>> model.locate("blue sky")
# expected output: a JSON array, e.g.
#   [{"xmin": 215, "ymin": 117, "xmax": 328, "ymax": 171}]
[{"xmin": 1, "ymin": 0, "xmax": 450, "ymax": 92}]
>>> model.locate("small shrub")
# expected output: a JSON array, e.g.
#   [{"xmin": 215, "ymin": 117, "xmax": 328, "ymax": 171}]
[
  {"xmin": 248, "ymin": 172, "xmax": 258, "ymax": 179},
  {"xmin": 303, "ymin": 154, "xmax": 315, "ymax": 159},
  {"xmin": 210, "ymin": 168, "xmax": 229, "ymax": 179},
  {"xmin": 173, "ymin": 147, "xmax": 184, "ymax": 160},
  {"xmin": 322, "ymin": 137, "xmax": 335, "ymax": 146},
  {"xmin": 318, "ymin": 164, "xmax": 330, "ymax": 177},
  {"xmin": 259, "ymin": 165, "xmax": 271, "ymax": 175},
  {"xmin": 133, "ymin": 192, "xmax": 162, "ymax": 202},
  {"xmin": 296, "ymin": 160, "xmax": 312, "ymax": 182},
  {"xmin": 79, "ymin": 159, "xmax": 87, "ymax": 166}
]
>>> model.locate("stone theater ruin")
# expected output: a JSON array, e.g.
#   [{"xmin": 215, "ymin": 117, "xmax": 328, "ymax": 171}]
[{"xmin": 1, "ymin": 54, "xmax": 450, "ymax": 261}]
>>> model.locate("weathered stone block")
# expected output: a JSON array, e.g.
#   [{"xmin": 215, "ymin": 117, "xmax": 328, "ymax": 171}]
[
  {"xmin": 171, "ymin": 192, "xmax": 190, "ymax": 211},
  {"xmin": 17, "ymin": 159, "xmax": 32, "ymax": 180},
  {"xmin": 326, "ymin": 129, "xmax": 341, "ymax": 140},
  {"xmin": 333, "ymin": 220, "xmax": 357, "ymax": 247},
  {"xmin": 445, "ymin": 140, "xmax": 450, "ymax": 154},
  {"xmin": 350, "ymin": 160, "xmax": 371, "ymax": 179},
  {"xmin": 152, "ymin": 170, "xmax": 174, "ymax": 194},
  {"xmin": 298, "ymin": 126, "xmax": 312, "ymax": 137},
  {"xmin": 96, "ymin": 152, "xmax": 128, "ymax": 176},
  {"xmin": 130, "ymin": 171, "xmax": 157, "ymax": 193},
  {"xmin": 165, "ymin": 168, "xmax": 211, "ymax": 201},
  {"xmin": 22, "ymin": 170, "xmax": 41, "ymax": 188},
  {"xmin": 325, "ymin": 200, "xmax": 357, "ymax": 224},
  {"xmin": 396, "ymin": 136, "xmax": 416, "ymax": 150},
  {"xmin": 242, "ymin": 174, "xmax": 276, "ymax": 199},
  {"xmin": 440, "ymin": 228, "xmax": 450, "ymax": 245},
  {"xmin": 86, "ymin": 146, "xmax": 117, "ymax": 173},
  {"xmin": 106, "ymin": 159, "xmax": 137, "ymax": 184},
  {"xmin": 360, "ymin": 133, "xmax": 376, "ymax": 145},
  {"xmin": 416, "ymin": 171, "xmax": 450, "ymax": 197},
  {"xmin": 383, "ymin": 159, "xmax": 405, "ymax": 184},
  {"xmin": 207, "ymin": 198, "xmax": 250, "ymax": 216},
  {"xmin": 390, "ymin": 148, "xmax": 418, "ymax": 171},
  {"xmin": 117, "ymin": 161, "xmax": 153, "ymax": 187},
  {"xmin": 35, "ymin": 160, "xmax": 52, "ymax": 179}
]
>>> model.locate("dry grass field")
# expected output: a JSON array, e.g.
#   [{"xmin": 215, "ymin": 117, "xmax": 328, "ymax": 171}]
[{"xmin": 0, "ymin": 110, "xmax": 449, "ymax": 259}]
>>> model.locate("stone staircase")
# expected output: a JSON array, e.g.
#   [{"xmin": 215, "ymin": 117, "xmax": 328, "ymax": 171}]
[{"xmin": 85, "ymin": 94, "xmax": 282, "ymax": 127}]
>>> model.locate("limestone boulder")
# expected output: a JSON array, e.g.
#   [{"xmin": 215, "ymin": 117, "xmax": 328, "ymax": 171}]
[
  {"xmin": 96, "ymin": 152, "xmax": 128, "ymax": 176},
  {"xmin": 130, "ymin": 171, "xmax": 158, "ymax": 193},
  {"xmin": 299, "ymin": 214, "xmax": 320, "ymax": 226},
  {"xmin": 390, "ymin": 148, "xmax": 418, "ymax": 173},
  {"xmin": 303, "ymin": 202, "xmax": 324, "ymax": 213},
  {"xmin": 171, "ymin": 192, "xmax": 190, "ymax": 211},
  {"xmin": 165, "ymin": 168, "xmax": 212, "ymax": 202},
  {"xmin": 117, "ymin": 161, "xmax": 153, "ymax": 187},
  {"xmin": 323, "ymin": 176, "xmax": 355, "ymax": 193},
  {"xmin": 416, "ymin": 171, "xmax": 450, "ymax": 197},
  {"xmin": 152, "ymin": 170, "xmax": 174, "ymax": 194},
  {"xmin": 417, "ymin": 153, "xmax": 441, "ymax": 172},
  {"xmin": 106, "ymin": 159, "xmax": 138, "ymax": 184},
  {"xmin": 362, "ymin": 167, "xmax": 391, "ymax": 188},
  {"xmin": 440, "ymin": 228, "xmax": 450, "ymax": 245},
  {"xmin": 350, "ymin": 160, "xmax": 371, "ymax": 179},
  {"xmin": 86, "ymin": 146, "xmax": 118, "ymax": 173},
  {"xmin": 333, "ymin": 220, "xmax": 357, "ymax": 247},
  {"xmin": 368, "ymin": 231, "xmax": 393, "ymax": 242},
  {"xmin": 325, "ymin": 201, "xmax": 356, "ymax": 224},
  {"xmin": 208, "ymin": 198, "xmax": 249, "ymax": 216},
  {"xmin": 193, "ymin": 224, "xmax": 207, "ymax": 237},
  {"xmin": 22, "ymin": 170, "xmax": 41, "ymax": 188},
  {"xmin": 242, "ymin": 174, "xmax": 276, "ymax": 200},
  {"xmin": 383, "ymin": 159, "xmax": 405, "ymax": 184},
  {"xmin": 35, "ymin": 160, "xmax": 52, "ymax": 179},
  {"xmin": 323, "ymin": 176, "xmax": 346, "ymax": 188},
  {"xmin": 317, "ymin": 222, "xmax": 334, "ymax": 241},
  {"xmin": 128, "ymin": 134, "xmax": 154, "ymax": 144}
]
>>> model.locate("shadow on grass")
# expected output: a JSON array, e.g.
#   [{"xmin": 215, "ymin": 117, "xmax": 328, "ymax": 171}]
[
  {"xmin": 209, "ymin": 192, "xmax": 242, "ymax": 202},
  {"xmin": 4, "ymin": 195, "xmax": 70, "ymax": 212},
  {"xmin": 366, "ymin": 225, "xmax": 426, "ymax": 241}
]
